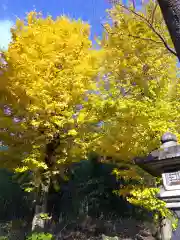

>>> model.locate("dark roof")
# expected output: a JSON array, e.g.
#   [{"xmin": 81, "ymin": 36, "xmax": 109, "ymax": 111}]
[{"xmin": 134, "ymin": 145, "xmax": 180, "ymax": 177}]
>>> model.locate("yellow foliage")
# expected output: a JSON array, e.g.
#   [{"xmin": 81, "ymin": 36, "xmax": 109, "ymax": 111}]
[
  {"xmin": 127, "ymin": 187, "xmax": 172, "ymax": 219},
  {"xmin": 91, "ymin": 1, "xmax": 179, "ymax": 160},
  {"xmin": 0, "ymin": 12, "xmax": 103, "ymax": 173},
  {"xmin": 89, "ymin": 1, "xmax": 180, "ymax": 219},
  {"xmin": 1, "ymin": 1, "xmax": 180, "ymax": 221}
]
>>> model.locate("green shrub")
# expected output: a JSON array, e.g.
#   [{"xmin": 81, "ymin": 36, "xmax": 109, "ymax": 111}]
[
  {"xmin": 26, "ymin": 232, "xmax": 53, "ymax": 240},
  {"xmin": 102, "ymin": 234, "xmax": 118, "ymax": 240},
  {"xmin": 0, "ymin": 237, "xmax": 8, "ymax": 240}
]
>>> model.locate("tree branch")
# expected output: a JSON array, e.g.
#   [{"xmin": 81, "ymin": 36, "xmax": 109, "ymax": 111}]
[
  {"xmin": 114, "ymin": 3, "xmax": 177, "ymax": 57},
  {"xmin": 131, "ymin": 0, "xmax": 135, "ymax": 9},
  {"xmin": 150, "ymin": 2, "xmax": 158, "ymax": 25},
  {"xmin": 101, "ymin": 23, "xmax": 114, "ymax": 36},
  {"xmin": 101, "ymin": 22, "xmax": 171, "ymax": 49},
  {"xmin": 128, "ymin": 33, "xmax": 163, "ymax": 44}
]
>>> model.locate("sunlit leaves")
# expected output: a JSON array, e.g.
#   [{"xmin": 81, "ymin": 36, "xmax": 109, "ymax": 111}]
[
  {"xmin": 1, "ymin": 1, "xmax": 180, "ymax": 221},
  {"xmin": 0, "ymin": 12, "xmax": 102, "ymax": 175},
  {"xmin": 91, "ymin": 0, "xmax": 180, "ymax": 219}
]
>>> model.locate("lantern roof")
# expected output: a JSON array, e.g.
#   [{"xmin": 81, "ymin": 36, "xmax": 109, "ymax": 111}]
[{"xmin": 134, "ymin": 132, "xmax": 180, "ymax": 177}]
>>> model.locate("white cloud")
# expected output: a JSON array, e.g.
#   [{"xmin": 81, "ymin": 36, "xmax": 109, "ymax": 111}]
[{"xmin": 0, "ymin": 20, "xmax": 13, "ymax": 50}]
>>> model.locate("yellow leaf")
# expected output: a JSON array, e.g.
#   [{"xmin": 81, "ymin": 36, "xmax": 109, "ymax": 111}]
[
  {"xmin": 77, "ymin": 112, "xmax": 86, "ymax": 123},
  {"xmin": 68, "ymin": 129, "xmax": 78, "ymax": 136}
]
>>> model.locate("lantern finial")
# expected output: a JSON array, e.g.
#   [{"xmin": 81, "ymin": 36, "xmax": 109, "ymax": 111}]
[{"xmin": 161, "ymin": 132, "xmax": 177, "ymax": 144}]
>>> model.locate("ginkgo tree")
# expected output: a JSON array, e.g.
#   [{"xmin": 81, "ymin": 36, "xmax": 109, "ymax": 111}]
[
  {"xmin": 0, "ymin": 12, "xmax": 105, "ymax": 170},
  {"xmin": 0, "ymin": 12, "xmax": 103, "ymax": 230},
  {"xmin": 96, "ymin": 0, "xmax": 178, "ymax": 159},
  {"xmin": 1, "ymin": 0, "xmax": 180, "ymax": 231},
  {"xmin": 89, "ymin": 0, "xmax": 180, "ymax": 223}
]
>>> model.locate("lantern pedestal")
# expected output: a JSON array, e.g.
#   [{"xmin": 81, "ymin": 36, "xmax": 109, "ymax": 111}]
[
  {"xmin": 134, "ymin": 133, "xmax": 180, "ymax": 240},
  {"xmin": 158, "ymin": 186, "xmax": 180, "ymax": 239},
  {"xmin": 172, "ymin": 210, "xmax": 180, "ymax": 239},
  {"xmin": 158, "ymin": 170, "xmax": 180, "ymax": 240}
]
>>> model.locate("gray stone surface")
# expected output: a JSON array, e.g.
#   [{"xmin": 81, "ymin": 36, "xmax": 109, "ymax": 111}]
[
  {"xmin": 161, "ymin": 133, "xmax": 177, "ymax": 145},
  {"xmin": 172, "ymin": 210, "xmax": 180, "ymax": 240},
  {"xmin": 135, "ymin": 132, "xmax": 180, "ymax": 176}
]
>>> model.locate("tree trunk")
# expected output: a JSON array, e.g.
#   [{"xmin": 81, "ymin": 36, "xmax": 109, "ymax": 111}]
[
  {"xmin": 31, "ymin": 184, "xmax": 49, "ymax": 233},
  {"xmin": 31, "ymin": 132, "xmax": 60, "ymax": 233},
  {"xmin": 157, "ymin": 0, "xmax": 180, "ymax": 61}
]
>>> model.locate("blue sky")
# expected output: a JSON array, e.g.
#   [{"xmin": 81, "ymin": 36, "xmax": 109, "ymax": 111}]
[{"xmin": 0, "ymin": 0, "xmax": 114, "ymax": 49}]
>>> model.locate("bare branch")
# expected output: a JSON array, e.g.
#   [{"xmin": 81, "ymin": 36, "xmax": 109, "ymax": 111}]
[
  {"xmin": 150, "ymin": 2, "xmax": 158, "ymax": 25},
  {"xmin": 101, "ymin": 22, "xmax": 172, "ymax": 52},
  {"xmin": 101, "ymin": 23, "xmax": 113, "ymax": 35},
  {"xmin": 131, "ymin": 0, "xmax": 136, "ymax": 9},
  {"xmin": 117, "ymin": 3, "xmax": 177, "ymax": 57},
  {"xmin": 128, "ymin": 33, "xmax": 163, "ymax": 44}
]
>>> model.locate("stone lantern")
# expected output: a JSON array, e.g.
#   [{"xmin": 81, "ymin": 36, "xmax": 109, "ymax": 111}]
[{"xmin": 135, "ymin": 132, "xmax": 180, "ymax": 240}]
